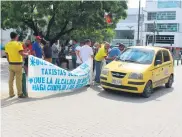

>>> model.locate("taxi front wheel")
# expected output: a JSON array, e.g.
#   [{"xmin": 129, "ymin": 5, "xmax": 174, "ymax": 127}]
[
  {"xmin": 142, "ymin": 81, "xmax": 153, "ymax": 98},
  {"xmin": 165, "ymin": 75, "xmax": 173, "ymax": 88},
  {"xmin": 103, "ymin": 88, "xmax": 110, "ymax": 92}
]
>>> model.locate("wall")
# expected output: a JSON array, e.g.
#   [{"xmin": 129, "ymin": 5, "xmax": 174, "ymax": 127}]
[{"xmin": 144, "ymin": 0, "xmax": 182, "ymax": 47}]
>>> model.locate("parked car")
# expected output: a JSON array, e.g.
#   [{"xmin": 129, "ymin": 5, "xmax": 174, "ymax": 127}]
[{"xmin": 100, "ymin": 46, "xmax": 174, "ymax": 98}]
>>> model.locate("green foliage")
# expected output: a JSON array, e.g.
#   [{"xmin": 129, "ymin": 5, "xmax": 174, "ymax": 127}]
[
  {"xmin": 71, "ymin": 28, "xmax": 115, "ymax": 43},
  {"xmin": 1, "ymin": 1, "xmax": 127, "ymax": 44},
  {"xmin": 15, "ymin": 28, "xmax": 28, "ymax": 41}
]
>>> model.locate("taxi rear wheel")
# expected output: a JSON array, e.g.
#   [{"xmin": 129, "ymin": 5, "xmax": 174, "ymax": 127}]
[
  {"xmin": 165, "ymin": 74, "xmax": 173, "ymax": 88},
  {"xmin": 142, "ymin": 81, "xmax": 153, "ymax": 98}
]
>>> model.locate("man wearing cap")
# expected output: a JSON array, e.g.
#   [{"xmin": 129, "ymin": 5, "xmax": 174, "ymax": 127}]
[
  {"xmin": 5, "ymin": 32, "xmax": 29, "ymax": 98},
  {"xmin": 106, "ymin": 43, "xmax": 125, "ymax": 64},
  {"xmin": 32, "ymin": 36, "xmax": 43, "ymax": 58}
]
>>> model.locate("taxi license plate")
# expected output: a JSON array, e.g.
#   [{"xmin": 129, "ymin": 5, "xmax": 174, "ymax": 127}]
[{"xmin": 112, "ymin": 79, "xmax": 121, "ymax": 85}]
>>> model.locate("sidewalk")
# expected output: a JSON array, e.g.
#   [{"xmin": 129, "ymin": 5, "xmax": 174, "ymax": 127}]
[{"xmin": 1, "ymin": 66, "xmax": 182, "ymax": 137}]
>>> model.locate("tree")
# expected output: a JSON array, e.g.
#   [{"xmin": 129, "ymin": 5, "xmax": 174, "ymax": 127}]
[
  {"xmin": 1, "ymin": 1, "xmax": 127, "ymax": 45},
  {"xmin": 15, "ymin": 28, "xmax": 28, "ymax": 41},
  {"xmin": 71, "ymin": 28, "xmax": 115, "ymax": 43}
]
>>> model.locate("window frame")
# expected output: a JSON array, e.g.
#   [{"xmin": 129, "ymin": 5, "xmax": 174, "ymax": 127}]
[
  {"xmin": 162, "ymin": 50, "xmax": 170, "ymax": 63},
  {"xmin": 154, "ymin": 50, "xmax": 163, "ymax": 66}
]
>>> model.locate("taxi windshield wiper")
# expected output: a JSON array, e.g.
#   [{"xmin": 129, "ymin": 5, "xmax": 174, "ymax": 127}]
[{"xmin": 123, "ymin": 59, "xmax": 140, "ymax": 63}]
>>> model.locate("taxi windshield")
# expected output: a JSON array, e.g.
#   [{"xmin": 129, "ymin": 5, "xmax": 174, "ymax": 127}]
[{"xmin": 118, "ymin": 48, "xmax": 155, "ymax": 64}]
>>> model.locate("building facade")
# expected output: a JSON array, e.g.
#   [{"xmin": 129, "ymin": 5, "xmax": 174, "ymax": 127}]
[
  {"xmin": 143, "ymin": 0, "xmax": 182, "ymax": 48},
  {"xmin": 112, "ymin": 8, "xmax": 144, "ymax": 46},
  {"xmin": 113, "ymin": 0, "xmax": 182, "ymax": 49},
  {"xmin": 112, "ymin": 8, "xmax": 145, "ymax": 47}
]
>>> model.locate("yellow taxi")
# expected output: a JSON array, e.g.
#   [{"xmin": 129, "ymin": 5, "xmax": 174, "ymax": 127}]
[{"xmin": 100, "ymin": 46, "xmax": 174, "ymax": 98}]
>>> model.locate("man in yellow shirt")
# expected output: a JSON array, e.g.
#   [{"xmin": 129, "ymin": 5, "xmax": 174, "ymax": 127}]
[
  {"xmin": 94, "ymin": 42, "xmax": 110, "ymax": 83},
  {"xmin": 5, "ymin": 32, "xmax": 28, "ymax": 98}
]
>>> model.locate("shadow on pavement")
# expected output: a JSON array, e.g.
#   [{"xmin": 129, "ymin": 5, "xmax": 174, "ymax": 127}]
[
  {"xmin": 1, "ymin": 87, "xmax": 88, "ymax": 108},
  {"xmin": 92, "ymin": 85, "xmax": 174, "ymax": 103}
]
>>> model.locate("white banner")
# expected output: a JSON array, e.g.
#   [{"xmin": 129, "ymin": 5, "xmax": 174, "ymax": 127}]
[{"xmin": 28, "ymin": 55, "xmax": 91, "ymax": 92}]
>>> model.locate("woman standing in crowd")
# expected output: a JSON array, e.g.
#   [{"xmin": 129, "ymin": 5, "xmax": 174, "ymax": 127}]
[
  {"xmin": 43, "ymin": 41, "xmax": 52, "ymax": 63},
  {"xmin": 58, "ymin": 47, "xmax": 69, "ymax": 69},
  {"xmin": 52, "ymin": 40, "xmax": 59, "ymax": 65},
  {"xmin": 23, "ymin": 40, "xmax": 33, "ymax": 75}
]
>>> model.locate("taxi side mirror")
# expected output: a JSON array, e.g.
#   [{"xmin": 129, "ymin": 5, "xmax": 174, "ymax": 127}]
[{"xmin": 155, "ymin": 60, "xmax": 162, "ymax": 66}]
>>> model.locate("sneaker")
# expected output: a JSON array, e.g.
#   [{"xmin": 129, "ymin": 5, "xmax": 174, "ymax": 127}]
[{"xmin": 18, "ymin": 94, "xmax": 27, "ymax": 98}]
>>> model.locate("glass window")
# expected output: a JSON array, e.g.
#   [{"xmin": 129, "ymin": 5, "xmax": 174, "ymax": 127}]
[
  {"xmin": 118, "ymin": 48, "xmax": 155, "ymax": 64},
  {"xmin": 147, "ymin": 11, "xmax": 176, "ymax": 21},
  {"xmin": 158, "ymin": 0, "xmax": 181, "ymax": 8},
  {"xmin": 155, "ymin": 51, "xmax": 163, "ymax": 66},
  {"xmin": 163, "ymin": 50, "xmax": 170, "ymax": 62},
  {"xmin": 146, "ymin": 23, "xmax": 179, "ymax": 32}
]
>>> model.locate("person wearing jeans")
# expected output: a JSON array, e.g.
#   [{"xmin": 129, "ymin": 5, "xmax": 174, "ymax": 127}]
[
  {"xmin": 94, "ymin": 42, "xmax": 110, "ymax": 83},
  {"xmin": 95, "ymin": 61, "xmax": 102, "ymax": 83}
]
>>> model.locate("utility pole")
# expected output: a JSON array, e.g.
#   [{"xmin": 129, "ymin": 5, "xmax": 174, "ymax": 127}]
[
  {"xmin": 152, "ymin": 21, "xmax": 156, "ymax": 46},
  {"xmin": 127, "ymin": 26, "xmax": 134, "ymax": 46},
  {"xmin": 137, "ymin": 0, "xmax": 141, "ymax": 45},
  {"xmin": 152, "ymin": 21, "xmax": 159, "ymax": 46}
]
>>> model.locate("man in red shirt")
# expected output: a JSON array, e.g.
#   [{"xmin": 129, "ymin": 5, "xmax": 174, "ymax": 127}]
[{"xmin": 23, "ymin": 40, "xmax": 33, "ymax": 74}]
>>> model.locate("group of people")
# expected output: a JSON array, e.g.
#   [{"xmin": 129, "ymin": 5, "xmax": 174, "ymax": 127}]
[
  {"xmin": 4, "ymin": 31, "xmax": 125, "ymax": 98},
  {"xmin": 4, "ymin": 32, "xmax": 67, "ymax": 98},
  {"xmin": 22, "ymin": 36, "xmax": 71, "ymax": 74},
  {"xmin": 71, "ymin": 40, "xmax": 125, "ymax": 83}
]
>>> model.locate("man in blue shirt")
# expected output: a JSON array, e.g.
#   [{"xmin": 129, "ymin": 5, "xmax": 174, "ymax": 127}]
[
  {"xmin": 106, "ymin": 43, "xmax": 125, "ymax": 64},
  {"xmin": 32, "ymin": 36, "xmax": 43, "ymax": 58}
]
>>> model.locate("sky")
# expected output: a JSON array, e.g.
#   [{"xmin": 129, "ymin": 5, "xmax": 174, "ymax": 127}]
[{"xmin": 128, "ymin": 0, "xmax": 146, "ymax": 8}]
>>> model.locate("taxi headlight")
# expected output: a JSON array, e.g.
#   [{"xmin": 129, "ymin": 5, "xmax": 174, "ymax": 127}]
[
  {"xmin": 101, "ymin": 69, "xmax": 109, "ymax": 76},
  {"xmin": 128, "ymin": 73, "xmax": 143, "ymax": 80}
]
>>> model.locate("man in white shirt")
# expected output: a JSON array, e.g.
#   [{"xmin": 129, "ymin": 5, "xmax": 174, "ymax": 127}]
[
  {"xmin": 75, "ymin": 41, "xmax": 84, "ymax": 67},
  {"xmin": 79, "ymin": 39, "xmax": 94, "ymax": 86},
  {"xmin": 79, "ymin": 39, "xmax": 94, "ymax": 63}
]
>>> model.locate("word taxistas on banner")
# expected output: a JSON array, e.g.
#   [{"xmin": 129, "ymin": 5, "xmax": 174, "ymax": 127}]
[{"xmin": 28, "ymin": 55, "xmax": 91, "ymax": 92}]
